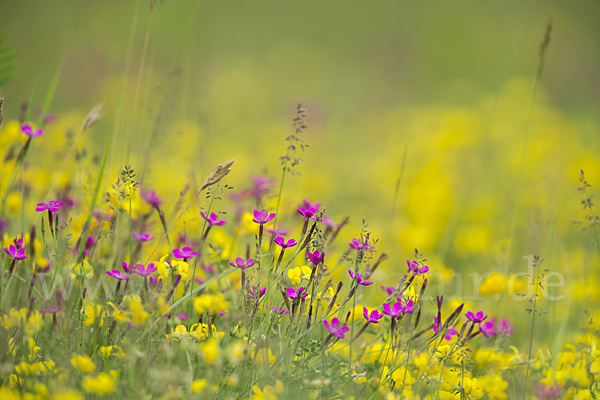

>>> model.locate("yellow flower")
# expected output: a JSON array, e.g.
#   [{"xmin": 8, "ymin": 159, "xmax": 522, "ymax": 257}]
[
  {"xmin": 191, "ymin": 379, "xmax": 207, "ymax": 393},
  {"xmin": 100, "ymin": 346, "xmax": 113, "ymax": 358},
  {"xmin": 251, "ymin": 384, "xmax": 278, "ymax": 400},
  {"xmin": 391, "ymin": 366, "xmax": 415, "ymax": 386},
  {"xmin": 172, "ymin": 260, "xmax": 189, "ymax": 281},
  {"xmin": 129, "ymin": 299, "xmax": 149, "ymax": 324},
  {"xmin": 83, "ymin": 373, "xmax": 116, "ymax": 395},
  {"xmin": 287, "ymin": 265, "xmax": 312, "ymax": 285},
  {"xmin": 25, "ymin": 311, "xmax": 43, "ymax": 336},
  {"xmin": 107, "ymin": 302, "xmax": 128, "ymax": 324},
  {"xmin": 479, "ymin": 272, "xmax": 506, "ymax": 295},
  {"xmin": 70, "ymin": 355, "xmax": 95, "ymax": 373},
  {"xmin": 194, "ymin": 293, "xmax": 229, "ymax": 315},
  {"xmin": 200, "ymin": 339, "xmax": 220, "ymax": 363},
  {"xmin": 479, "ymin": 374, "xmax": 508, "ymax": 400},
  {"xmin": 84, "ymin": 303, "xmax": 105, "ymax": 326}
]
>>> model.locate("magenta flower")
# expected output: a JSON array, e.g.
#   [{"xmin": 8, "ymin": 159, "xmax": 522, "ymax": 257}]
[
  {"xmin": 321, "ymin": 216, "xmax": 340, "ymax": 228},
  {"xmin": 200, "ymin": 211, "xmax": 226, "ymax": 226},
  {"xmin": 383, "ymin": 299, "xmax": 413, "ymax": 318},
  {"xmin": 173, "ymin": 247, "xmax": 198, "ymax": 259},
  {"xmin": 121, "ymin": 262, "xmax": 137, "ymax": 273},
  {"xmin": 407, "ymin": 260, "xmax": 429, "ymax": 274},
  {"xmin": 106, "ymin": 270, "xmax": 128, "ymax": 280},
  {"xmin": 307, "ymin": 250, "xmax": 324, "ymax": 265},
  {"xmin": 41, "ymin": 307, "xmax": 60, "ymax": 314},
  {"xmin": 252, "ymin": 209, "xmax": 276, "ymax": 225},
  {"xmin": 148, "ymin": 276, "xmax": 161, "ymax": 289},
  {"xmin": 21, "ymin": 124, "xmax": 43, "ymax": 138},
  {"xmin": 274, "ymin": 236, "xmax": 297, "ymax": 249},
  {"xmin": 323, "ymin": 317, "xmax": 350, "ymax": 339},
  {"xmin": 348, "ymin": 270, "xmax": 373, "ymax": 286},
  {"xmin": 433, "ymin": 317, "xmax": 458, "ymax": 341},
  {"xmin": 479, "ymin": 320, "xmax": 497, "ymax": 337},
  {"xmin": 228, "ymin": 257, "xmax": 256, "ymax": 270},
  {"xmin": 499, "ymin": 318, "xmax": 514, "ymax": 335},
  {"xmin": 36, "ymin": 201, "xmax": 65, "ymax": 212},
  {"xmin": 265, "ymin": 227, "xmax": 288, "ymax": 236},
  {"xmin": 286, "ymin": 287, "xmax": 308, "ymax": 300},
  {"xmin": 4, "ymin": 245, "xmax": 26, "ymax": 260},
  {"xmin": 175, "ymin": 313, "xmax": 189, "ymax": 320},
  {"xmin": 248, "ymin": 286, "xmax": 267, "ymax": 298},
  {"xmin": 349, "ymin": 238, "xmax": 374, "ymax": 252},
  {"xmin": 141, "ymin": 189, "xmax": 163, "ymax": 207},
  {"xmin": 465, "ymin": 310, "xmax": 487, "ymax": 324},
  {"xmin": 271, "ymin": 306, "xmax": 289, "ymax": 316},
  {"xmin": 132, "ymin": 232, "xmax": 154, "ymax": 242},
  {"xmin": 363, "ymin": 307, "xmax": 384, "ymax": 324},
  {"xmin": 135, "ymin": 263, "xmax": 157, "ymax": 276},
  {"xmin": 297, "ymin": 206, "xmax": 317, "ymax": 220},
  {"xmin": 381, "ymin": 285, "xmax": 395, "ymax": 296},
  {"xmin": 303, "ymin": 199, "xmax": 321, "ymax": 211}
]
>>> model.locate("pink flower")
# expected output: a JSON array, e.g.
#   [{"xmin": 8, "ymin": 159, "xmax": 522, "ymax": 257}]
[
  {"xmin": 106, "ymin": 270, "xmax": 128, "ymax": 280},
  {"xmin": 41, "ymin": 307, "xmax": 59, "ymax": 314},
  {"xmin": 465, "ymin": 310, "xmax": 487, "ymax": 324},
  {"xmin": 307, "ymin": 250, "xmax": 324, "ymax": 265},
  {"xmin": 479, "ymin": 320, "xmax": 497, "ymax": 337},
  {"xmin": 248, "ymin": 286, "xmax": 266, "ymax": 298},
  {"xmin": 499, "ymin": 318, "xmax": 514, "ymax": 335},
  {"xmin": 271, "ymin": 306, "xmax": 289, "ymax": 316},
  {"xmin": 132, "ymin": 232, "xmax": 154, "ymax": 242},
  {"xmin": 363, "ymin": 307, "xmax": 384, "ymax": 324},
  {"xmin": 383, "ymin": 299, "xmax": 413, "ymax": 318},
  {"xmin": 349, "ymin": 238, "xmax": 374, "ymax": 251},
  {"xmin": 286, "ymin": 287, "xmax": 308, "ymax": 300},
  {"xmin": 200, "ymin": 211, "xmax": 226, "ymax": 226},
  {"xmin": 323, "ymin": 317, "xmax": 349, "ymax": 339},
  {"xmin": 321, "ymin": 216, "xmax": 340, "ymax": 228},
  {"xmin": 4, "ymin": 245, "xmax": 26, "ymax": 260},
  {"xmin": 381, "ymin": 286, "xmax": 395, "ymax": 296},
  {"xmin": 173, "ymin": 247, "xmax": 198, "ymax": 259},
  {"xmin": 21, "ymin": 124, "xmax": 43, "ymax": 138},
  {"xmin": 36, "ymin": 201, "xmax": 65, "ymax": 212},
  {"xmin": 265, "ymin": 227, "xmax": 288, "ymax": 236},
  {"xmin": 433, "ymin": 317, "xmax": 458, "ymax": 341},
  {"xmin": 274, "ymin": 236, "xmax": 297, "ymax": 249},
  {"xmin": 348, "ymin": 270, "xmax": 373, "ymax": 286},
  {"xmin": 297, "ymin": 206, "xmax": 317, "ymax": 220},
  {"xmin": 407, "ymin": 260, "xmax": 429, "ymax": 274},
  {"xmin": 141, "ymin": 189, "xmax": 163, "ymax": 207},
  {"xmin": 252, "ymin": 209, "xmax": 276, "ymax": 224},
  {"xmin": 228, "ymin": 257, "xmax": 255, "ymax": 270},
  {"xmin": 303, "ymin": 199, "xmax": 321, "ymax": 212},
  {"xmin": 135, "ymin": 263, "xmax": 157, "ymax": 276}
]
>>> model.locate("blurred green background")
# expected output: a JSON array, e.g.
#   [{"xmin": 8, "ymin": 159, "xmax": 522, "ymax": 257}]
[{"xmin": 1, "ymin": 0, "xmax": 600, "ymax": 317}]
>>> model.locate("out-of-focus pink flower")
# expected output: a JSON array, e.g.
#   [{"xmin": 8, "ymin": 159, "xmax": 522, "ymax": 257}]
[
  {"xmin": 106, "ymin": 269, "xmax": 128, "ymax": 280},
  {"xmin": 141, "ymin": 189, "xmax": 163, "ymax": 207},
  {"xmin": 252, "ymin": 209, "xmax": 276, "ymax": 224},
  {"xmin": 21, "ymin": 124, "xmax": 43, "ymax": 137},
  {"xmin": 136, "ymin": 263, "xmax": 157, "ymax": 276},
  {"xmin": 132, "ymin": 232, "xmax": 154, "ymax": 242},
  {"xmin": 228, "ymin": 257, "xmax": 255, "ymax": 270},
  {"xmin": 4, "ymin": 245, "xmax": 26, "ymax": 260},
  {"xmin": 433, "ymin": 317, "xmax": 458, "ymax": 341},
  {"xmin": 200, "ymin": 211, "xmax": 226, "ymax": 226},
  {"xmin": 173, "ymin": 247, "xmax": 198, "ymax": 259}
]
